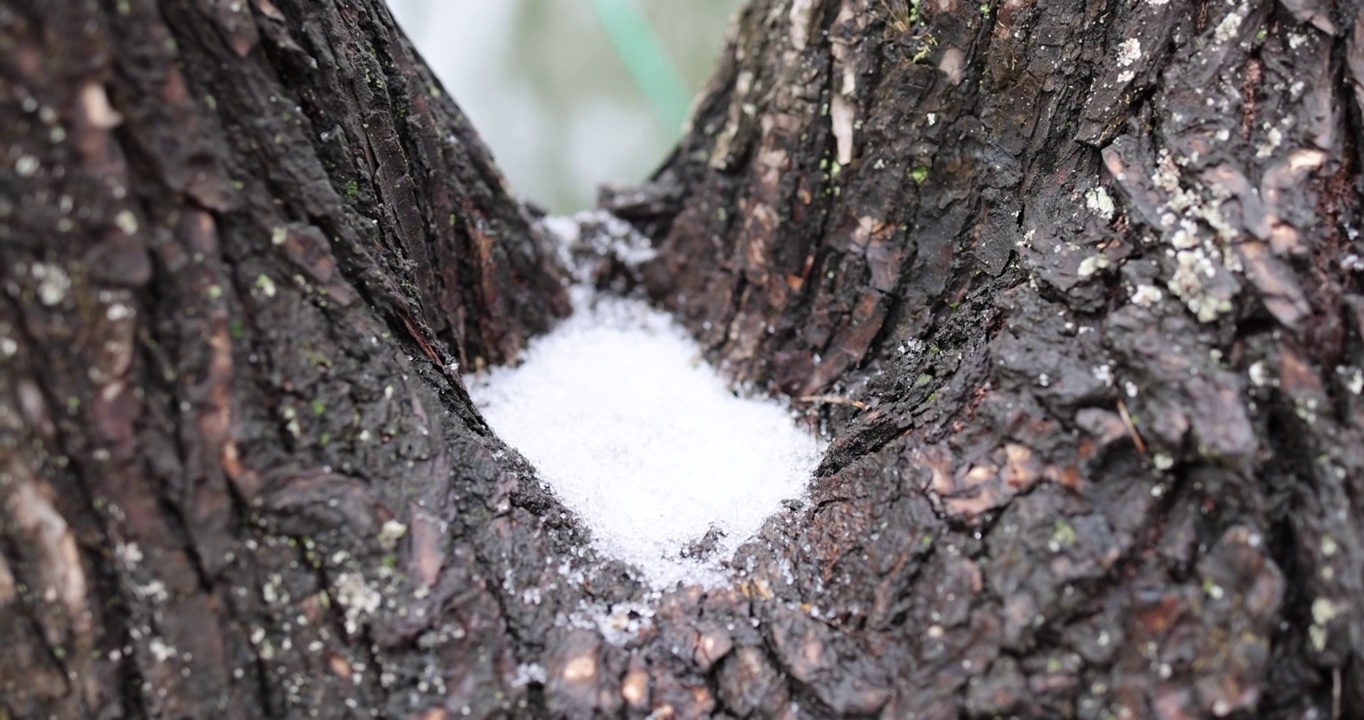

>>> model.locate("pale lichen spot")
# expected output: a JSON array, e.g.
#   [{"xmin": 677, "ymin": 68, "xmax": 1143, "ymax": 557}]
[
  {"xmin": 1344, "ymin": 367, "xmax": 1363, "ymax": 395},
  {"xmin": 115, "ymin": 542, "xmax": 144, "ymax": 567},
  {"xmin": 1248, "ymin": 360, "xmax": 1270, "ymax": 387},
  {"xmin": 1084, "ymin": 187, "xmax": 1116, "ymax": 221},
  {"xmin": 333, "ymin": 571, "xmax": 381, "ymax": 635},
  {"xmin": 377, "ymin": 520, "xmax": 407, "ymax": 551},
  {"xmin": 14, "ymin": 155, "xmax": 39, "ymax": 177},
  {"xmin": 114, "ymin": 210, "xmax": 139, "ymax": 235},
  {"xmin": 32, "ymin": 263, "xmax": 71, "ymax": 306},
  {"xmin": 1295, "ymin": 396, "xmax": 1319, "ymax": 424},
  {"xmin": 1311, "ymin": 597, "xmax": 1341, "ymax": 633},
  {"xmin": 512, "ymin": 663, "xmax": 548, "ymax": 688},
  {"xmin": 1130, "ymin": 284, "xmax": 1163, "ymax": 307},
  {"xmin": 281, "ymin": 406, "xmax": 301, "ymax": 438},
  {"xmin": 1077, "ymin": 254, "xmax": 1110, "ymax": 278},
  {"xmin": 1167, "ymin": 249, "xmax": 1230, "ymax": 323},
  {"xmin": 1169, "ymin": 223, "xmax": 1200, "ymax": 250},
  {"xmin": 262, "ymin": 573, "xmax": 285, "ymax": 604},
  {"xmin": 1310, "ymin": 624, "xmax": 1328, "ymax": 651},
  {"xmin": 1256, "ymin": 127, "xmax": 1283, "ymax": 158},
  {"xmin": 136, "ymin": 579, "xmax": 169, "ymax": 604},
  {"xmin": 1213, "ymin": 6, "xmax": 1246, "ymax": 45},
  {"xmin": 148, "ymin": 637, "xmax": 178, "ymax": 663},
  {"xmin": 1116, "ymin": 39, "xmax": 1142, "ymax": 67},
  {"xmin": 254, "ymin": 274, "xmax": 277, "ymax": 298},
  {"xmin": 1204, "ymin": 581, "xmax": 1224, "ymax": 601}
]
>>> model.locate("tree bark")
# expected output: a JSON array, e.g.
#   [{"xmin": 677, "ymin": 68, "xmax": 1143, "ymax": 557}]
[{"xmin": 2, "ymin": 0, "xmax": 1362, "ymax": 718}]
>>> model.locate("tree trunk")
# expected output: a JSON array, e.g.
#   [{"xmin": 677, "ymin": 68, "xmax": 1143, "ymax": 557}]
[{"xmin": 2, "ymin": 0, "xmax": 1362, "ymax": 717}]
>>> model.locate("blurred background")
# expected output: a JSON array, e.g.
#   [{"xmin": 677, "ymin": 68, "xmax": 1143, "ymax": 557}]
[{"xmin": 386, "ymin": 0, "xmax": 741, "ymax": 213}]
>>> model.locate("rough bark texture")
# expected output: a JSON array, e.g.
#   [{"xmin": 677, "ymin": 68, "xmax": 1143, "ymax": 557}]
[{"xmin": 3, "ymin": 0, "xmax": 1363, "ymax": 718}]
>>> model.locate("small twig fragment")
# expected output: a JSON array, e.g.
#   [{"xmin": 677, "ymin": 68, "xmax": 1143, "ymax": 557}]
[{"xmin": 1115, "ymin": 399, "xmax": 1147, "ymax": 454}]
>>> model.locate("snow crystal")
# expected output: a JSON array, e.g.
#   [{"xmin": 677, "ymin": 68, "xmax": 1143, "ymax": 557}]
[{"xmin": 466, "ymin": 291, "xmax": 822, "ymax": 589}]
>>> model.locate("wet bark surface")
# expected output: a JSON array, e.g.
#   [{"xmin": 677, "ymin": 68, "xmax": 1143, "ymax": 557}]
[{"xmin": 2, "ymin": 0, "xmax": 1363, "ymax": 718}]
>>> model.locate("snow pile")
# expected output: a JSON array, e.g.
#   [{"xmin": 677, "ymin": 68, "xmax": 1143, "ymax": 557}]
[{"xmin": 466, "ymin": 292, "xmax": 822, "ymax": 589}]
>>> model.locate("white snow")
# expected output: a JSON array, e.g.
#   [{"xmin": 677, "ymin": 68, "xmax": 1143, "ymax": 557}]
[{"xmin": 466, "ymin": 291, "xmax": 822, "ymax": 589}]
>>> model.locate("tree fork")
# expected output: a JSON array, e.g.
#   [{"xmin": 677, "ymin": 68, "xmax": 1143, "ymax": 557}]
[{"xmin": 2, "ymin": 0, "xmax": 1363, "ymax": 718}]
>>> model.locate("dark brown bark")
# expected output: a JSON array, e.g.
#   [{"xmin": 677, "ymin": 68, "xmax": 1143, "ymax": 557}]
[
  {"xmin": 2, "ymin": 0, "xmax": 1363, "ymax": 718},
  {"xmin": 0, "ymin": 1, "xmax": 575, "ymax": 717}
]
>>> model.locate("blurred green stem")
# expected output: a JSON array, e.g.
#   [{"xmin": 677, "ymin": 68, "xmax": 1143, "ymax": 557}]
[{"xmin": 591, "ymin": 0, "xmax": 691, "ymax": 133}]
